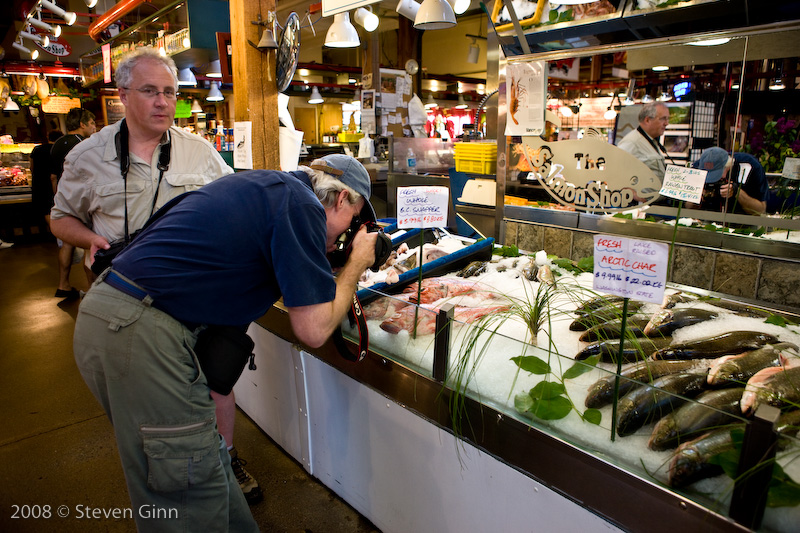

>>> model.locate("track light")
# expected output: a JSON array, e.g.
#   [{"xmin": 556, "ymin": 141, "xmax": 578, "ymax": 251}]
[
  {"xmin": 308, "ymin": 86, "xmax": 324, "ymax": 104},
  {"xmin": 84, "ymin": 0, "xmax": 98, "ymax": 7},
  {"xmin": 396, "ymin": 0, "xmax": 421, "ymax": 20},
  {"xmin": 20, "ymin": 29, "xmax": 49, "ymax": 48},
  {"xmin": 354, "ymin": 7, "xmax": 379, "ymax": 32},
  {"xmin": 206, "ymin": 81, "xmax": 224, "ymax": 101},
  {"xmin": 325, "ymin": 13, "xmax": 360, "ymax": 48},
  {"xmin": 12, "ymin": 40, "xmax": 39, "ymax": 60},
  {"xmin": 414, "ymin": 0, "xmax": 456, "ymax": 30},
  {"xmin": 28, "ymin": 14, "xmax": 61, "ymax": 38},
  {"xmin": 41, "ymin": 0, "xmax": 77, "ymax": 26}
]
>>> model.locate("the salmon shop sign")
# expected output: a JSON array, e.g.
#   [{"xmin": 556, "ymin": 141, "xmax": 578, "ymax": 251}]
[{"xmin": 521, "ymin": 136, "xmax": 663, "ymax": 212}]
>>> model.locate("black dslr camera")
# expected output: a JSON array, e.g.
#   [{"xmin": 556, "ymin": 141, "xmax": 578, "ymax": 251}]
[{"xmin": 327, "ymin": 200, "xmax": 392, "ymax": 271}]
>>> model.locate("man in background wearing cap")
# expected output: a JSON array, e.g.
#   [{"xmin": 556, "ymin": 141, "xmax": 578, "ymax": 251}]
[
  {"xmin": 617, "ymin": 102, "xmax": 671, "ymax": 180},
  {"xmin": 70, "ymin": 155, "xmax": 378, "ymax": 531},
  {"xmin": 691, "ymin": 147, "xmax": 768, "ymax": 215}
]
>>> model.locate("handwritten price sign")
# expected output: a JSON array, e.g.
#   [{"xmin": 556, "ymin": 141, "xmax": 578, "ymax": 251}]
[
  {"xmin": 593, "ymin": 235, "xmax": 668, "ymax": 304},
  {"xmin": 397, "ymin": 186, "xmax": 449, "ymax": 229},
  {"xmin": 659, "ymin": 164, "xmax": 707, "ymax": 203}
]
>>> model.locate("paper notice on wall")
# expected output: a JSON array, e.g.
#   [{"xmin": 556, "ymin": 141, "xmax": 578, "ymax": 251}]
[
  {"xmin": 233, "ymin": 121, "xmax": 253, "ymax": 170},
  {"xmin": 505, "ymin": 60, "xmax": 547, "ymax": 137},
  {"xmin": 593, "ymin": 235, "xmax": 668, "ymax": 304}
]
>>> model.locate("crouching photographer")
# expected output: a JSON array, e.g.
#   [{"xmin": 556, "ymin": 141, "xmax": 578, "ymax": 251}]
[{"xmin": 70, "ymin": 154, "xmax": 379, "ymax": 532}]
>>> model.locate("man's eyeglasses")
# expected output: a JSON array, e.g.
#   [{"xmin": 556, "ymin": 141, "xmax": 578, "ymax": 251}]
[{"xmin": 122, "ymin": 87, "xmax": 179, "ymax": 100}]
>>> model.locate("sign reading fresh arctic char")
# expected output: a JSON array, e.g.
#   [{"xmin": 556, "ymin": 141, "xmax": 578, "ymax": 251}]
[
  {"xmin": 593, "ymin": 235, "xmax": 668, "ymax": 304},
  {"xmin": 521, "ymin": 136, "xmax": 663, "ymax": 212}
]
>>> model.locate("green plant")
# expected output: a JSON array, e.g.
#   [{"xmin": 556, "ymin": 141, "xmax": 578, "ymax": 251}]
[{"xmin": 745, "ymin": 118, "xmax": 800, "ymax": 173}]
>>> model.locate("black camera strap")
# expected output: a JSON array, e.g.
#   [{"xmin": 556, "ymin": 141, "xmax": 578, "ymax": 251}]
[
  {"xmin": 637, "ymin": 126, "xmax": 678, "ymax": 167},
  {"xmin": 118, "ymin": 119, "xmax": 172, "ymax": 244}
]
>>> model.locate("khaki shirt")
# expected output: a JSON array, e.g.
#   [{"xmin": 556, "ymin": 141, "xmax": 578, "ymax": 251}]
[
  {"xmin": 617, "ymin": 128, "xmax": 666, "ymax": 180},
  {"xmin": 52, "ymin": 121, "xmax": 233, "ymax": 242}
]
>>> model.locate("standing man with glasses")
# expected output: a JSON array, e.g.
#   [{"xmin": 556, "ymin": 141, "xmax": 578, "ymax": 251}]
[
  {"xmin": 50, "ymin": 46, "xmax": 264, "ymax": 509},
  {"xmin": 617, "ymin": 102, "xmax": 671, "ymax": 181}
]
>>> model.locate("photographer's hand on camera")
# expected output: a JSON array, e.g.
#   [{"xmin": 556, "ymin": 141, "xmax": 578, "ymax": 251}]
[
  {"xmin": 348, "ymin": 225, "xmax": 378, "ymax": 271},
  {"xmin": 719, "ymin": 181, "xmax": 738, "ymax": 200}
]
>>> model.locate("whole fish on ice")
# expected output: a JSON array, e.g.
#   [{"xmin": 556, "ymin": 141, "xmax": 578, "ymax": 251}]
[
  {"xmin": 648, "ymin": 387, "xmax": 744, "ymax": 451},
  {"xmin": 706, "ymin": 342, "xmax": 798, "ymax": 387},
  {"xmin": 575, "ymin": 336, "xmax": 672, "ymax": 363},
  {"xmin": 651, "ymin": 331, "xmax": 779, "ymax": 361},
  {"xmin": 379, "ymin": 303, "xmax": 511, "ymax": 335},
  {"xmin": 643, "ymin": 307, "xmax": 720, "ymax": 337},
  {"xmin": 741, "ymin": 359, "xmax": 800, "ymax": 415}
]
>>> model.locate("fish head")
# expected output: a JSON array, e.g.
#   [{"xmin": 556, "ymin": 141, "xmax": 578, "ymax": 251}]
[{"xmin": 644, "ymin": 309, "xmax": 673, "ymax": 336}]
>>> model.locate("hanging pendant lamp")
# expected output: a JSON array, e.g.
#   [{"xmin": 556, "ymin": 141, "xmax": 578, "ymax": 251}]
[
  {"xmin": 325, "ymin": 13, "xmax": 360, "ymax": 48},
  {"xmin": 414, "ymin": 0, "xmax": 456, "ymax": 30}
]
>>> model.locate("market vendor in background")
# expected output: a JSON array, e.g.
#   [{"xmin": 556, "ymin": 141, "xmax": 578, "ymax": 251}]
[
  {"xmin": 689, "ymin": 147, "xmax": 769, "ymax": 215},
  {"xmin": 617, "ymin": 102, "xmax": 670, "ymax": 180}
]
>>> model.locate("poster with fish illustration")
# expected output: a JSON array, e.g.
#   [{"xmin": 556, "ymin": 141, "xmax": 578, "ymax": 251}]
[
  {"xmin": 505, "ymin": 60, "xmax": 546, "ymax": 137},
  {"xmin": 593, "ymin": 235, "xmax": 668, "ymax": 304}
]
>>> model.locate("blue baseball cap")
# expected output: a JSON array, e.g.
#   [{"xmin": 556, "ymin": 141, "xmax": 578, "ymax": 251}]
[
  {"xmin": 310, "ymin": 154, "xmax": 371, "ymax": 200},
  {"xmin": 692, "ymin": 147, "xmax": 730, "ymax": 184}
]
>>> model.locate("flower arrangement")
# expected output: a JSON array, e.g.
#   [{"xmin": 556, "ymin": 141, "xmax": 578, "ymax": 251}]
[{"xmin": 746, "ymin": 117, "xmax": 800, "ymax": 173}]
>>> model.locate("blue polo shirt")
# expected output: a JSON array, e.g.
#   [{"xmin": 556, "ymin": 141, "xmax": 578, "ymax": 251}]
[{"xmin": 112, "ymin": 169, "xmax": 336, "ymax": 326}]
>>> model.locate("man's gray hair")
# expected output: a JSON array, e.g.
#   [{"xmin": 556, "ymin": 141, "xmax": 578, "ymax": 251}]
[
  {"xmin": 115, "ymin": 46, "xmax": 178, "ymax": 89},
  {"xmin": 300, "ymin": 161, "xmax": 362, "ymax": 209},
  {"xmin": 638, "ymin": 102, "xmax": 668, "ymax": 123}
]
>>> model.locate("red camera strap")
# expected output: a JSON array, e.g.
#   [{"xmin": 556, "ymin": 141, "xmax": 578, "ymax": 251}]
[{"xmin": 332, "ymin": 292, "xmax": 369, "ymax": 362}]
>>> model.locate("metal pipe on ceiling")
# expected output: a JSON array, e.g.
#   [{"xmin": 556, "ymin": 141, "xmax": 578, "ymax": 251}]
[{"xmin": 88, "ymin": 0, "xmax": 148, "ymax": 42}]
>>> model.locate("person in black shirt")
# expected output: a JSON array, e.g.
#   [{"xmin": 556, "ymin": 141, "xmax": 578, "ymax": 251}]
[
  {"xmin": 30, "ymin": 130, "xmax": 63, "ymax": 229},
  {"xmin": 49, "ymin": 108, "xmax": 96, "ymax": 300}
]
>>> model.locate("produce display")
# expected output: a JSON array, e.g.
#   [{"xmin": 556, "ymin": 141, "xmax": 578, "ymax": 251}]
[{"xmin": 350, "ymin": 235, "xmax": 800, "ymax": 531}]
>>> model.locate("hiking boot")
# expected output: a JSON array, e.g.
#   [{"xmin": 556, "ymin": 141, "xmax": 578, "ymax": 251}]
[{"xmin": 229, "ymin": 447, "xmax": 263, "ymax": 504}]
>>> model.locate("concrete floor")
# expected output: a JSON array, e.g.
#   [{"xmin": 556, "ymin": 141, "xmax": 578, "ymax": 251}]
[{"xmin": 0, "ymin": 239, "xmax": 380, "ymax": 533}]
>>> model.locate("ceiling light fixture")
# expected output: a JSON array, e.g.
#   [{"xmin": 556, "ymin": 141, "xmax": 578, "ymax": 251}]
[
  {"xmin": 325, "ymin": 12, "xmax": 360, "ymax": 48},
  {"xmin": 3, "ymin": 98, "xmax": 20, "ymax": 112},
  {"xmin": 455, "ymin": 94, "xmax": 468, "ymax": 109},
  {"xmin": 308, "ymin": 86, "xmax": 324, "ymax": 104},
  {"xmin": 28, "ymin": 13, "xmax": 61, "ymax": 38},
  {"xmin": 207, "ymin": 60, "xmax": 222, "ymax": 78},
  {"xmin": 466, "ymin": 37, "xmax": 479, "ymax": 64},
  {"xmin": 354, "ymin": 7, "xmax": 379, "ymax": 32},
  {"xmin": 449, "ymin": 0, "xmax": 471, "ymax": 15},
  {"xmin": 425, "ymin": 94, "xmax": 438, "ymax": 108},
  {"xmin": 652, "ymin": 65, "xmax": 669, "ymax": 72},
  {"xmin": 769, "ymin": 78, "xmax": 785, "ymax": 91},
  {"xmin": 177, "ymin": 68, "xmax": 197, "ymax": 86},
  {"xmin": 687, "ymin": 37, "xmax": 730, "ymax": 47},
  {"xmin": 84, "ymin": 0, "xmax": 98, "ymax": 7},
  {"xmin": 396, "ymin": 0, "xmax": 421, "ymax": 20},
  {"xmin": 40, "ymin": 0, "xmax": 77, "ymax": 26},
  {"xmin": 206, "ymin": 81, "xmax": 224, "ymax": 101},
  {"xmin": 191, "ymin": 99, "xmax": 203, "ymax": 113},
  {"xmin": 414, "ymin": 0, "xmax": 456, "ymax": 30}
]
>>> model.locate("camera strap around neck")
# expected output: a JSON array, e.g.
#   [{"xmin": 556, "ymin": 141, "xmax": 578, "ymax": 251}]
[
  {"xmin": 332, "ymin": 293, "xmax": 369, "ymax": 363},
  {"xmin": 637, "ymin": 125, "xmax": 677, "ymax": 167},
  {"xmin": 118, "ymin": 119, "xmax": 172, "ymax": 244}
]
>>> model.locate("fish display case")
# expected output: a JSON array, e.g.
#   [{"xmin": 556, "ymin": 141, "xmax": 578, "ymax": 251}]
[{"xmin": 245, "ymin": 233, "xmax": 800, "ymax": 532}]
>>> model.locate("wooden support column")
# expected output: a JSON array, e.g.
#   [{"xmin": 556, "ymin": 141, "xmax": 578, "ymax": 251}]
[{"xmin": 229, "ymin": 0, "xmax": 279, "ymax": 170}]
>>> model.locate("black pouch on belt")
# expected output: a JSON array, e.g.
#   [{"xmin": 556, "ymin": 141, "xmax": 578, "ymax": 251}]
[{"xmin": 193, "ymin": 325, "xmax": 255, "ymax": 395}]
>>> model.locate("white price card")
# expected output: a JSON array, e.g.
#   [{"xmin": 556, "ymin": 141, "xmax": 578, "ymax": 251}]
[
  {"xmin": 233, "ymin": 121, "xmax": 253, "ymax": 170},
  {"xmin": 659, "ymin": 164, "xmax": 707, "ymax": 203},
  {"xmin": 397, "ymin": 186, "xmax": 449, "ymax": 229},
  {"xmin": 593, "ymin": 235, "xmax": 668, "ymax": 304}
]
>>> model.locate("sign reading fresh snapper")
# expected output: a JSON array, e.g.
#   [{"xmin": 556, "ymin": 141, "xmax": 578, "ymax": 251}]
[{"xmin": 521, "ymin": 136, "xmax": 663, "ymax": 212}]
